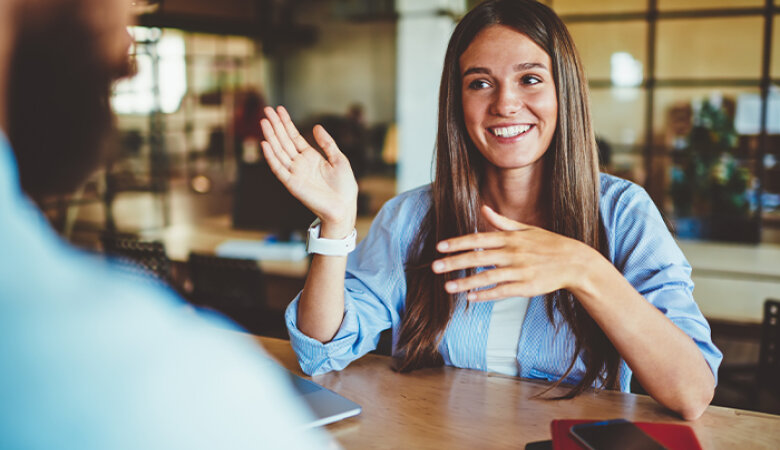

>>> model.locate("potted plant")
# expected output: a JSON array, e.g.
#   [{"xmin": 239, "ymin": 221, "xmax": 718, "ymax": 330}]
[{"xmin": 670, "ymin": 95, "xmax": 754, "ymax": 241}]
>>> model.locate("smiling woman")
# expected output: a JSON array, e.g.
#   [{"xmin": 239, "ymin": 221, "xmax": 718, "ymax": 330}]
[{"xmin": 258, "ymin": 0, "xmax": 723, "ymax": 421}]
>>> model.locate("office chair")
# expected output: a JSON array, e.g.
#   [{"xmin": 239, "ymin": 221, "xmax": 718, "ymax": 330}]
[
  {"xmin": 100, "ymin": 232, "xmax": 173, "ymax": 287},
  {"xmin": 718, "ymin": 298, "xmax": 780, "ymax": 412},
  {"xmin": 187, "ymin": 252, "xmax": 285, "ymax": 338},
  {"xmin": 756, "ymin": 299, "xmax": 779, "ymax": 397}
]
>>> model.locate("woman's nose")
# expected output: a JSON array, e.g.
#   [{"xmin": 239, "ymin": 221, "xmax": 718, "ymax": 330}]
[{"xmin": 490, "ymin": 85, "xmax": 523, "ymax": 117}]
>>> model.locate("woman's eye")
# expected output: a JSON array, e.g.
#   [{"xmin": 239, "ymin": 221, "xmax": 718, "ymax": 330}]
[
  {"xmin": 522, "ymin": 75, "xmax": 542, "ymax": 85},
  {"xmin": 468, "ymin": 79, "xmax": 490, "ymax": 90}
]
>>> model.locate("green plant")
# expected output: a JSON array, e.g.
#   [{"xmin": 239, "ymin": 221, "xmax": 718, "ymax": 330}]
[{"xmin": 670, "ymin": 97, "xmax": 750, "ymax": 218}]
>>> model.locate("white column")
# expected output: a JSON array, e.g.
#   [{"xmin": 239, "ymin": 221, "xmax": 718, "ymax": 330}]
[{"xmin": 395, "ymin": 0, "xmax": 466, "ymax": 193}]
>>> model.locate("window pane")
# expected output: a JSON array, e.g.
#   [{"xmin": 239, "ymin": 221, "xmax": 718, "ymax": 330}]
[
  {"xmin": 772, "ymin": 15, "xmax": 780, "ymax": 78},
  {"xmin": 567, "ymin": 21, "xmax": 647, "ymax": 81},
  {"xmin": 590, "ymin": 87, "xmax": 646, "ymax": 183},
  {"xmin": 658, "ymin": 0, "xmax": 763, "ymax": 11},
  {"xmin": 591, "ymin": 87, "xmax": 646, "ymax": 149},
  {"xmin": 112, "ymin": 29, "xmax": 187, "ymax": 115},
  {"xmin": 188, "ymin": 33, "xmax": 220, "ymax": 56},
  {"xmin": 551, "ymin": 0, "xmax": 646, "ymax": 15},
  {"xmin": 761, "ymin": 84, "xmax": 780, "ymax": 220},
  {"xmin": 656, "ymin": 17, "xmax": 763, "ymax": 79}
]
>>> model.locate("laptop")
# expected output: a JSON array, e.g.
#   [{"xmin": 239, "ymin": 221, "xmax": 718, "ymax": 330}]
[{"xmin": 286, "ymin": 370, "xmax": 362, "ymax": 428}]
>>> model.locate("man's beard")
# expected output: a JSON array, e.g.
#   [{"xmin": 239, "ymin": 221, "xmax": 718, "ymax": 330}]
[{"xmin": 7, "ymin": 5, "xmax": 133, "ymax": 199}]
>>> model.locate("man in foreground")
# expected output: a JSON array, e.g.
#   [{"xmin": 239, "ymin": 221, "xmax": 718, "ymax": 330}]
[{"xmin": 0, "ymin": 0, "xmax": 326, "ymax": 448}]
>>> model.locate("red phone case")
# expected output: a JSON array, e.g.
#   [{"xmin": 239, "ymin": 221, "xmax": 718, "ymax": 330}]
[{"xmin": 551, "ymin": 419, "xmax": 703, "ymax": 450}]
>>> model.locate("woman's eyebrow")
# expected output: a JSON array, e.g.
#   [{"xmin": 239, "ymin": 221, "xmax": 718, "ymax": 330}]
[
  {"xmin": 462, "ymin": 62, "xmax": 549, "ymax": 77},
  {"xmin": 513, "ymin": 62, "xmax": 548, "ymax": 72},
  {"xmin": 463, "ymin": 66, "xmax": 491, "ymax": 76}
]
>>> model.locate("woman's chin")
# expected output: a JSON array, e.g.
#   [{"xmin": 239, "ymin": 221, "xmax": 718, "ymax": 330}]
[{"xmin": 483, "ymin": 155, "xmax": 545, "ymax": 172}]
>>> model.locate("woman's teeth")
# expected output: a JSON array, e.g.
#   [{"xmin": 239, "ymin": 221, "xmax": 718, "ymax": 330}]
[{"xmin": 490, "ymin": 124, "xmax": 532, "ymax": 138}]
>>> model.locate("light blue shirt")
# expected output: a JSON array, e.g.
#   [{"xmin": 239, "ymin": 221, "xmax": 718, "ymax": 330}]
[
  {"xmin": 286, "ymin": 175, "xmax": 723, "ymax": 392},
  {"xmin": 0, "ymin": 132, "xmax": 327, "ymax": 449}
]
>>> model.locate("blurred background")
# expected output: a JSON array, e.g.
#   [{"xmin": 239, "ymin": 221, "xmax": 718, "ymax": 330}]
[{"xmin": 37, "ymin": 0, "xmax": 779, "ymax": 414}]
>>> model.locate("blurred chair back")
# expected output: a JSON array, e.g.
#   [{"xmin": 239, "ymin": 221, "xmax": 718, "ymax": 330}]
[
  {"xmin": 719, "ymin": 298, "xmax": 780, "ymax": 413},
  {"xmin": 758, "ymin": 299, "xmax": 779, "ymax": 396},
  {"xmin": 187, "ymin": 253, "xmax": 267, "ymax": 308},
  {"xmin": 100, "ymin": 232, "xmax": 173, "ymax": 286},
  {"xmin": 187, "ymin": 253, "xmax": 284, "ymax": 337}
]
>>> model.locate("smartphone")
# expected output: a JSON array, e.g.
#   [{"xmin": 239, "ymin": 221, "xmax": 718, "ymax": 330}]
[
  {"xmin": 524, "ymin": 440, "xmax": 552, "ymax": 450},
  {"xmin": 569, "ymin": 419, "xmax": 667, "ymax": 450}
]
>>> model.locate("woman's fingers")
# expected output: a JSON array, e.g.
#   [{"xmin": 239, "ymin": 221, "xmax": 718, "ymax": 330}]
[
  {"xmin": 263, "ymin": 107, "xmax": 299, "ymax": 158},
  {"xmin": 260, "ymin": 117, "xmax": 294, "ymax": 163},
  {"xmin": 442, "ymin": 267, "xmax": 525, "ymax": 294},
  {"xmin": 261, "ymin": 140, "xmax": 291, "ymax": 178},
  {"xmin": 430, "ymin": 210, "xmax": 577, "ymax": 302},
  {"xmin": 259, "ymin": 123, "xmax": 293, "ymax": 169},
  {"xmin": 482, "ymin": 205, "xmax": 528, "ymax": 231},
  {"xmin": 276, "ymin": 106, "xmax": 310, "ymax": 153},
  {"xmin": 436, "ymin": 231, "xmax": 515, "ymax": 253},
  {"xmin": 436, "ymin": 208, "xmax": 535, "ymax": 253},
  {"xmin": 464, "ymin": 282, "xmax": 533, "ymax": 302},
  {"xmin": 263, "ymin": 106, "xmax": 339, "ymax": 168},
  {"xmin": 432, "ymin": 248, "xmax": 512, "ymax": 274},
  {"xmin": 313, "ymin": 124, "xmax": 341, "ymax": 163}
]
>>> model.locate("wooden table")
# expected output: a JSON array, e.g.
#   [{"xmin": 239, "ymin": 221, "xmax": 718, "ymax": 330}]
[{"xmin": 257, "ymin": 337, "xmax": 780, "ymax": 449}]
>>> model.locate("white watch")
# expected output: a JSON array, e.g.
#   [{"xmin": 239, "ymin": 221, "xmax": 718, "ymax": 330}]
[{"xmin": 306, "ymin": 218, "xmax": 357, "ymax": 256}]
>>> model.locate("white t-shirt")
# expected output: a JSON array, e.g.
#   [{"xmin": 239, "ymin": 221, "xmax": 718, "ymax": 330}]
[{"xmin": 485, "ymin": 296, "xmax": 530, "ymax": 376}]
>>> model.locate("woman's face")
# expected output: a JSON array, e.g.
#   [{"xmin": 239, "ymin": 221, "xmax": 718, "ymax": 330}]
[{"xmin": 460, "ymin": 25, "xmax": 558, "ymax": 172}]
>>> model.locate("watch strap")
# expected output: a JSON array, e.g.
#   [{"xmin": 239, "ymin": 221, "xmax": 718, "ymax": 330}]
[{"xmin": 306, "ymin": 218, "xmax": 357, "ymax": 256}]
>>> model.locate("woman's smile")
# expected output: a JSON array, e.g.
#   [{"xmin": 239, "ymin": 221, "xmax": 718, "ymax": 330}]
[{"xmin": 488, "ymin": 123, "xmax": 534, "ymax": 140}]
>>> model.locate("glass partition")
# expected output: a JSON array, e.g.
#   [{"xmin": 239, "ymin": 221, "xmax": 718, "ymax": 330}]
[
  {"xmin": 656, "ymin": 17, "xmax": 763, "ymax": 80},
  {"xmin": 567, "ymin": 21, "xmax": 647, "ymax": 81},
  {"xmin": 551, "ymin": 0, "xmax": 647, "ymax": 15},
  {"xmin": 657, "ymin": 0, "xmax": 764, "ymax": 11}
]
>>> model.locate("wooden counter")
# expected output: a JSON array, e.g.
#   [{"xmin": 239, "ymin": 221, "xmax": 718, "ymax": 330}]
[{"xmin": 678, "ymin": 239, "xmax": 780, "ymax": 323}]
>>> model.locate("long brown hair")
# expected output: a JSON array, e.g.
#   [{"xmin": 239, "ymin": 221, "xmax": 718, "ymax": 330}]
[{"xmin": 396, "ymin": 0, "xmax": 621, "ymax": 397}]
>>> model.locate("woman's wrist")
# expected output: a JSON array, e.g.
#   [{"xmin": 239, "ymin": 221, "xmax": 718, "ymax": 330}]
[
  {"xmin": 319, "ymin": 215, "xmax": 356, "ymax": 240},
  {"xmin": 566, "ymin": 245, "xmax": 613, "ymax": 307}
]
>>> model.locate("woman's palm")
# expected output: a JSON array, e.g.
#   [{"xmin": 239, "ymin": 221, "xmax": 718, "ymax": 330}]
[{"xmin": 260, "ymin": 106, "xmax": 358, "ymax": 224}]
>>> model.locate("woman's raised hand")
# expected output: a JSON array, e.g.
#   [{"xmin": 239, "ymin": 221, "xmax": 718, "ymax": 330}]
[
  {"xmin": 431, "ymin": 205, "xmax": 603, "ymax": 301},
  {"xmin": 260, "ymin": 106, "xmax": 358, "ymax": 237}
]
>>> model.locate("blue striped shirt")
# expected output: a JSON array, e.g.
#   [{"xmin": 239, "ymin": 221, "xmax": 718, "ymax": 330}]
[{"xmin": 286, "ymin": 174, "xmax": 723, "ymax": 392}]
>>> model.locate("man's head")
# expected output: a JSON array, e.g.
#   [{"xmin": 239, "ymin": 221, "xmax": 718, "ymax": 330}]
[{"xmin": 6, "ymin": 0, "xmax": 134, "ymax": 198}]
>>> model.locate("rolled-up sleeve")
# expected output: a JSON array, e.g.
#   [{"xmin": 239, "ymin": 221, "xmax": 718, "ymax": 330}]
[
  {"xmin": 603, "ymin": 179, "xmax": 723, "ymax": 383},
  {"xmin": 285, "ymin": 187, "xmax": 429, "ymax": 375}
]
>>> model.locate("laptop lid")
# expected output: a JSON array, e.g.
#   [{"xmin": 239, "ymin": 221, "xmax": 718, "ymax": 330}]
[{"xmin": 286, "ymin": 370, "xmax": 362, "ymax": 428}]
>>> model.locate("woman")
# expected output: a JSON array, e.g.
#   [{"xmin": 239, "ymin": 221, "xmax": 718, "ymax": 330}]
[{"xmin": 259, "ymin": 0, "xmax": 721, "ymax": 420}]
